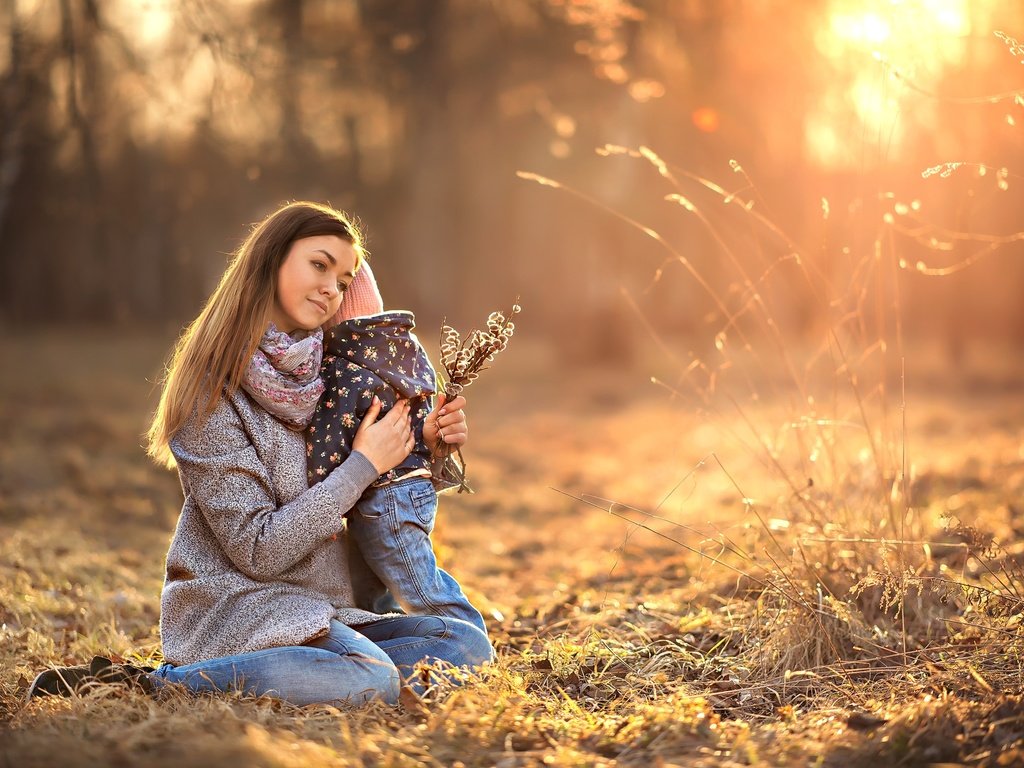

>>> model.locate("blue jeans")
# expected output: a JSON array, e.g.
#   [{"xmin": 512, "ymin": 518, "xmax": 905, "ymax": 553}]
[
  {"xmin": 347, "ymin": 478, "xmax": 487, "ymax": 635},
  {"xmin": 149, "ymin": 615, "xmax": 493, "ymax": 707}
]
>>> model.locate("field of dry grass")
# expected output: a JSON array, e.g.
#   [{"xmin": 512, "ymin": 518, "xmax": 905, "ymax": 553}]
[{"xmin": 1, "ymin": 326, "xmax": 1023, "ymax": 766}]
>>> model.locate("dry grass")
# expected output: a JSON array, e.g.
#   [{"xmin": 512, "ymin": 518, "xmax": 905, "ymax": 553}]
[
  {"xmin": 1, "ymin": 320, "xmax": 1023, "ymax": 765},
  {"xmin": 4, "ymin": 129, "xmax": 1024, "ymax": 765}
]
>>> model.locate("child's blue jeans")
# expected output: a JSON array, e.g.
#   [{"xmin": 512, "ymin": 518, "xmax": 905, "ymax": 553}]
[
  {"xmin": 347, "ymin": 477, "xmax": 487, "ymax": 635},
  {"xmin": 150, "ymin": 614, "xmax": 493, "ymax": 706}
]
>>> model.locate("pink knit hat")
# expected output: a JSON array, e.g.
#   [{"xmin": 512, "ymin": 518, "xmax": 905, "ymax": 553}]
[{"xmin": 324, "ymin": 260, "xmax": 384, "ymax": 329}]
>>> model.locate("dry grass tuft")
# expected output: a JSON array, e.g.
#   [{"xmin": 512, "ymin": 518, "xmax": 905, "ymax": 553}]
[
  {"xmin": 2, "ymin": 327, "xmax": 1023, "ymax": 765},
  {"xmin": 5, "ymin": 137, "xmax": 1024, "ymax": 763}
]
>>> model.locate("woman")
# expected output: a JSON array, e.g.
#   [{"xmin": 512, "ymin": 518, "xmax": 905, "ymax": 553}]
[{"xmin": 27, "ymin": 202, "xmax": 493, "ymax": 706}]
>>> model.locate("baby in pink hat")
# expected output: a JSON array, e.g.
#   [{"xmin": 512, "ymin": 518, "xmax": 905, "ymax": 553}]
[{"xmin": 307, "ymin": 262, "xmax": 486, "ymax": 634}]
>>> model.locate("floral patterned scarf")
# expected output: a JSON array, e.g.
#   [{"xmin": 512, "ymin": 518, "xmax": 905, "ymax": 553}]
[{"xmin": 241, "ymin": 323, "xmax": 325, "ymax": 430}]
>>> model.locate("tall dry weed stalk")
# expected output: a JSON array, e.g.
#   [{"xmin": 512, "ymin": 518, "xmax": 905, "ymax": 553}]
[{"xmin": 518, "ymin": 29, "xmax": 1024, "ymax": 711}]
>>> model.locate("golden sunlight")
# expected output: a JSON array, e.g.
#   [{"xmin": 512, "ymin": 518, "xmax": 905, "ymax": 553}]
[
  {"xmin": 112, "ymin": 0, "xmax": 175, "ymax": 47},
  {"xmin": 807, "ymin": 0, "xmax": 987, "ymax": 169}
]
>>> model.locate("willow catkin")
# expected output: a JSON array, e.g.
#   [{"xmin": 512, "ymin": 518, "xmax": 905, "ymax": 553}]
[{"xmin": 434, "ymin": 299, "xmax": 521, "ymax": 491}]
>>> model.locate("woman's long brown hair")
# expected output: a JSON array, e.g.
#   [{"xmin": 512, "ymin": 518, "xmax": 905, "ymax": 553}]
[{"xmin": 147, "ymin": 201, "xmax": 364, "ymax": 468}]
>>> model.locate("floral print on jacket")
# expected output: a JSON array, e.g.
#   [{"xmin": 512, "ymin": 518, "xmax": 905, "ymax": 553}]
[{"xmin": 307, "ymin": 311, "xmax": 436, "ymax": 487}]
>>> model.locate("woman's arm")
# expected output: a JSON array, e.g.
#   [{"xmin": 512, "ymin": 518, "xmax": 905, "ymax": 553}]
[{"xmin": 171, "ymin": 395, "xmax": 410, "ymax": 581}]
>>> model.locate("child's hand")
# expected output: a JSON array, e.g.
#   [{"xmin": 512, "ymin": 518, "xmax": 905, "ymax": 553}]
[
  {"xmin": 423, "ymin": 393, "xmax": 469, "ymax": 458},
  {"xmin": 351, "ymin": 397, "xmax": 414, "ymax": 475}
]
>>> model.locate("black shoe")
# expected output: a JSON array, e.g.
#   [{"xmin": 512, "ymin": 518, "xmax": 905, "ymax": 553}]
[
  {"xmin": 89, "ymin": 656, "xmax": 156, "ymax": 694},
  {"xmin": 25, "ymin": 663, "xmax": 94, "ymax": 699},
  {"xmin": 25, "ymin": 656, "xmax": 156, "ymax": 701}
]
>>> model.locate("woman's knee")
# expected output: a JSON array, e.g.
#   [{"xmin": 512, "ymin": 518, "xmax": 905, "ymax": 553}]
[
  {"xmin": 325, "ymin": 629, "xmax": 403, "ymax": 703},
  {"xmin": 268, "ymin": 648, "xmax": 400, "ymax": 706},
  {"xmin": 340, "ymin": 650, "xmax": 401, "ymax": 705},
  {"xmin": 433, "ymin": 617, "xmax": 493, "ymax": 667},
  {"xmin": 460, "ymin": 623, "xmax": 495, "ymax": 666},
  {"xmin": 401, "ymin": 615, "xmax": 491, "ymax": 650}
]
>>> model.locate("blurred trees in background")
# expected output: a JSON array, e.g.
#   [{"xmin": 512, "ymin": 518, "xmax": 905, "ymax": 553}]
[{"xmin": 1, "ymin": 0, "xmax": 1023, "ymax": 353}]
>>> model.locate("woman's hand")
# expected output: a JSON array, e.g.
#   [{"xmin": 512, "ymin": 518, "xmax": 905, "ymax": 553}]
[
  {"xmin": 423, "ymin": 394, "xmax": 469, "ymax": 458},
  {"xmin": 351, "ymin": 397, "xmax": 414, "ymax": 475}
]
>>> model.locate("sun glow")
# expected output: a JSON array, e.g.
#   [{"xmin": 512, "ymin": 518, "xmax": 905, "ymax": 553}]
[
  {"xmin": 112, "ymin": 0, "xmax": 175, "ymax": 46},
  {"xmin": 807, "ymin": 0, "xmax": 983, "ymax": 169},
  {"xmin": 831, "ymin": 11, "xmax": 891, "ymax": 45}
]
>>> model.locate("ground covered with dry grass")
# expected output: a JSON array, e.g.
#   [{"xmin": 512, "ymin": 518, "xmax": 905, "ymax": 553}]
[{"xmin": 2, "ymin": 330, "xmax": 1024, "ymax": 766}]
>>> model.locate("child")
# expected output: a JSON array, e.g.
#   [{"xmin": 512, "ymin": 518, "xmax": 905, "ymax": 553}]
[{"xmin": 306, "ymin": 262, "xmax": 486, "ymax": 634}]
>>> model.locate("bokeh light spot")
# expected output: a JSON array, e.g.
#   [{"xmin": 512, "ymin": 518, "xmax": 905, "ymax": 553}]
[{"xmin": 692, "ymin": 107, "xmax": 720, "ymax": 133}]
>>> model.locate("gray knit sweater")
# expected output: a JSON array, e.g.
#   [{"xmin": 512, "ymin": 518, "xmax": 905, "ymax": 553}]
[{"xmin": 160, "ymin": 387, "xmax": 382, "ymax": 665}]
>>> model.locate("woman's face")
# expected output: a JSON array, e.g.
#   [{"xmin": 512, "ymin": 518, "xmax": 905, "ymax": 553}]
[{"xmin": 271, "ymin": 235, "xmax": 356, "ymax": 334}]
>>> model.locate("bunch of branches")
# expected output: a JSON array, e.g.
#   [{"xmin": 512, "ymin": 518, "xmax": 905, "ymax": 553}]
[{"xmin": 434, "ymin": 299, "xmax": 520, "ymax": 492}]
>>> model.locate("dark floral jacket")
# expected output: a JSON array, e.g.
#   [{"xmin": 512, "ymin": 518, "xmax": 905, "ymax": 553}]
[{"xmin": 306, "ymin": 311, "xmax": 436, "ymax": 487}]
